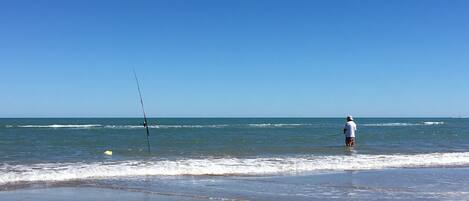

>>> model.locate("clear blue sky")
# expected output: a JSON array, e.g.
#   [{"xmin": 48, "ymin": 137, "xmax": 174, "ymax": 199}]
[{"xmin": 1, "ymin": 0, "xmax": 468, "ymax": 117}]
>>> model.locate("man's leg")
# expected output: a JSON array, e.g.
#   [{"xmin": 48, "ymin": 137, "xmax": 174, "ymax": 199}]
[{"xmin": 345, "ymin": 137, "xmax": 351, "ymax": 147}]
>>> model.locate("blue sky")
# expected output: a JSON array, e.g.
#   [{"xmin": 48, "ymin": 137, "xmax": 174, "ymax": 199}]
[{"xmin": 0, "ymin": 0, "xmax": 468, "ymax": 117}]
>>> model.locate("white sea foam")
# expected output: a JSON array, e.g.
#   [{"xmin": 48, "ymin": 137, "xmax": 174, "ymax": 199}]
[
  {"xmin": 247, "ymin": 123, "xmax": 309, "ymax": 128},
  {"xmin": 1, "ymin": 152, "xmax": 469, "ymax": 184},
  {"xmin": 106, "ymin": 124, "xmax": 304, "ymax": 129},
  {"xmin": 13, "ymin": 124, "xmax": 229, "ymax": 129},
  {"xmin": 156, "ymin": 124, "xmax": 229, "ymax": 129},
  {"xmin": 423, "ymin": 122, "xmax": 445, "ymax": 125},
  {"xmin": 10, "ymin": 122, "xmax": 444, "ymax": 129},
  {"xmin": 363, "ymin": 123, "xmax": 421, "ymax": 127},
  {"xmin": 363, "ymin": 122, "xmax": 444, "ymax": 127},
  {"xmin": 17, "ymin": 124, "xmax": 102, "ymax": 128},
  {"xmin": 104, "ymin": 124, "xmax": 229, "ymax": 129}
]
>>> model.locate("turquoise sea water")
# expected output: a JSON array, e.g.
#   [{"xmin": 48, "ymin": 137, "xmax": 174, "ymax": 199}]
[{"xmin": 1, "ymin": 118, "xmax": 469, "ymax": 200}]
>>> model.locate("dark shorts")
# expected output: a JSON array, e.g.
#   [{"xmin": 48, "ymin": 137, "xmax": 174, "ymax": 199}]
[{"xmin": 345, "ymin": 137, "xmax": 355, "ymax": 147}]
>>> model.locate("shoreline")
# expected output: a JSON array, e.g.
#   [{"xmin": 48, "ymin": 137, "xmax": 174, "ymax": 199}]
[{"xmin": 2, "ymin": 167, "xmax": 469, "ymax": 201}]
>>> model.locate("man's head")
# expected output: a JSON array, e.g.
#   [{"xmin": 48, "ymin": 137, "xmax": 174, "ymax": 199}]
[{"xmin": 346, "ymin": 115, "xmax": 353, "ymax": 121}]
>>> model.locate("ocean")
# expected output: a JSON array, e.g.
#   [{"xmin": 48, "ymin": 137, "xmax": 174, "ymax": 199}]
[{"xmin": 1, "ymin": 118, "xmax": 469, "ymax": 200}]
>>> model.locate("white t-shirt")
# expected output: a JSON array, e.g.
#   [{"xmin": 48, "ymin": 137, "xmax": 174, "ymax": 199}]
[{"xmin": 344, "ymin": 121, "xmax": 357, "ymax": 137}]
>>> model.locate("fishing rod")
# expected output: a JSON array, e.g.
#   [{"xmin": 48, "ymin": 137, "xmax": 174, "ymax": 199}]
[{"xmin": 133, "ymin": 68, "xmax": 151, "ymax": 154}]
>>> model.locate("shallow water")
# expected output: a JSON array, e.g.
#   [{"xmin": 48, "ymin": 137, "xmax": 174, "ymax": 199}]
[{"xmin": 1, "ymin": 118, "xmax": 469, "ymax": 195}]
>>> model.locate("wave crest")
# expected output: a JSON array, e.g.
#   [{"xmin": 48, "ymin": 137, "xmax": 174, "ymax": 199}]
[
  {"xmin": 17, "ymin": 124, "xmax": 101, "ymax": 128},
  {"xmin": 1, "ymin": 152, "xmax": 468, "ymax": 184},
  {"xmin": 247, "ymin": 124, "xmax": 310, "ymax": 128},
  {"xmin": 423, "ymin": 122, "xmax": 445, "ymax": 125},
  {"xmin": 9, "ymin": 124, "xmax": 309, "ymax": 129},
  {"xmin": 363, "ymin": 122, "xmax": 444, "ymax": 127}
]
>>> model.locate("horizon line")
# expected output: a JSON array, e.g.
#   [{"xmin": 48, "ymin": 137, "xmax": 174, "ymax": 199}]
[{"xmin": 0, "ymin": 116, "xmax": 466, "ymax": 119}]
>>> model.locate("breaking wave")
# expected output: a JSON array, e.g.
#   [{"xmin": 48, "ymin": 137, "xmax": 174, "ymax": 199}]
[
  {"xmin": 423, "ymin": 122, "xmax": 445, "ymax": 125},
  {"xmin": 1, "ymin": 152, "xmax": 469, "ymax": 184},
  {"xmin": 8, "ymin": 124, "xmax": 310, "ymax": 129},
  {"xmin": 6, "ymin": 122, "xmax": 444, "ymax": 129},
  {"xmin": 363, "ymin": 122, "xmax": 444, "ymax": 127},
  {"xmin": 104, "ymin": 125, "xmax": 230, "ymax": 129},
  {"xmin": 247, "ymin": 123, "xmax": 311, "ymax": 128},
  {"xmin": 17, "ymin": 124, "xmax": 102, "ymax": 128}
]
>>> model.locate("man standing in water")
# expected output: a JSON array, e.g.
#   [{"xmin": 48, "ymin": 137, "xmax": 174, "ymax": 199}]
[{"xmin": 343, "ymin": 116, "xmax": 357, "ymax": 147}]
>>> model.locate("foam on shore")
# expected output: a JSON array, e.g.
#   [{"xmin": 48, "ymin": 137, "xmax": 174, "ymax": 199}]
[{"xmin": 1, "ymin": 152, "xmax": 469, "ymax": 184}]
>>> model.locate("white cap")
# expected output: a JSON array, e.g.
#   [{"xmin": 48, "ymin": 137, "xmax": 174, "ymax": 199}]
[{"xmin": 347, "ymin": 115, "xmax": 353, "ymax": 120}]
